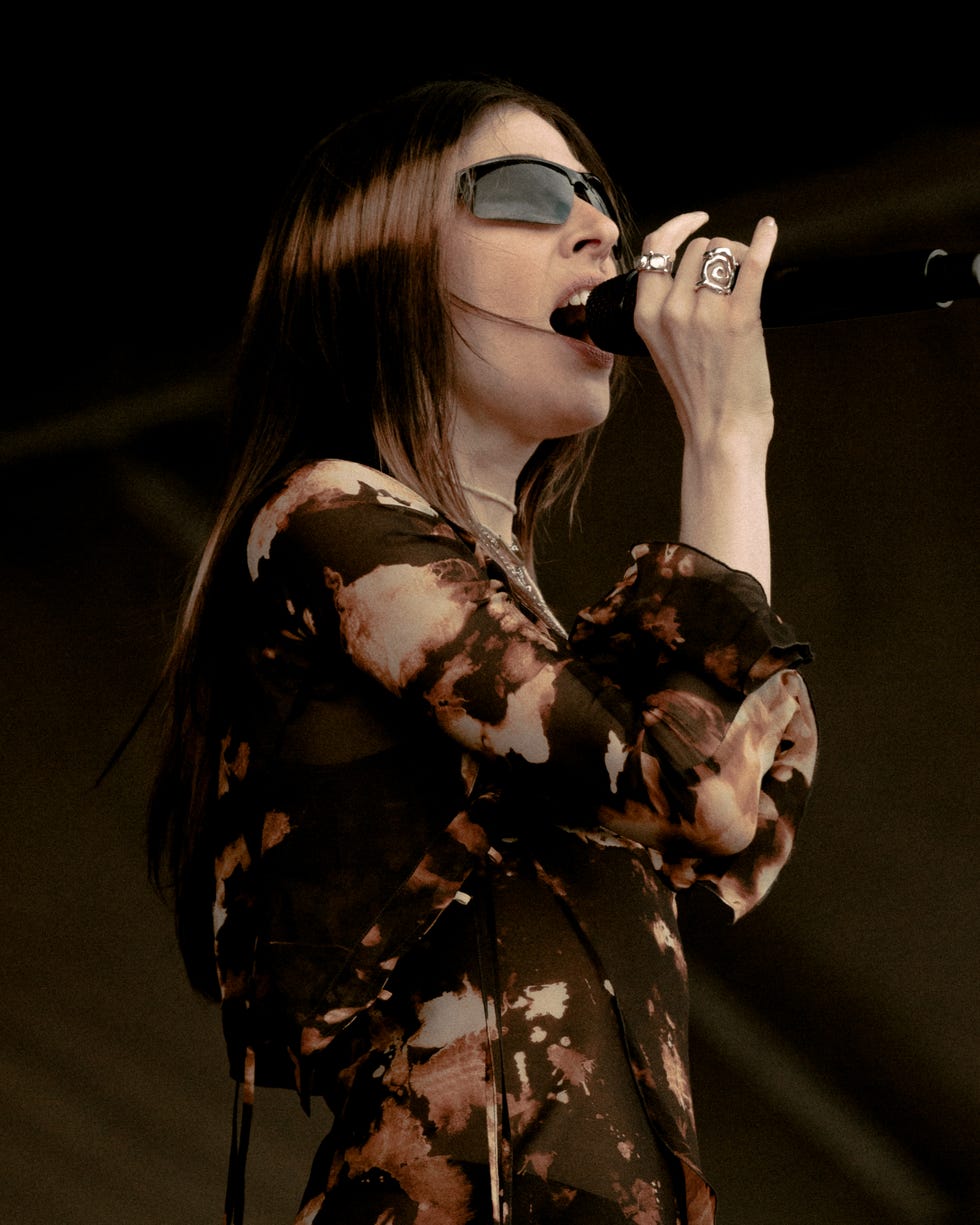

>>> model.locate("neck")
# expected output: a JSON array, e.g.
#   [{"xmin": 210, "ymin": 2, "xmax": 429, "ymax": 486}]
[
  {"xmin": 454, "ymin": 459, "xmax": 523, "ymax": 542},
  {"xmin": 452, "ymin": 416, "xmax": 534, "ymax": 542},
  {"xmin": 461, "ymin": 487, "xmax": 515, "ymax": 540}
]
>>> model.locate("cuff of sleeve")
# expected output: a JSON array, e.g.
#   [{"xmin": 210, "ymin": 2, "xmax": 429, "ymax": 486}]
[
  {"xmin": 685, "ymin": 668, "xmax": 818, "ymax": 918},
  {"xmin": 570, "ymin": 542, "xmax": 812, "ymax": 699}
]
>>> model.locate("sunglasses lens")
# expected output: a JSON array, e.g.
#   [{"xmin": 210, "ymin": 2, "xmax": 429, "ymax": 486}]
[{"xmin": 469, "ymin": 162, "xmax": 575, "ymax": 225}]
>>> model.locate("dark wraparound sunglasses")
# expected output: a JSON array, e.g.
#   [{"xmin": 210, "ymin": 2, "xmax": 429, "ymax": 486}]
[{"xmin": 457, "ymin": 156, "xmax": 618, "ymax": 227}]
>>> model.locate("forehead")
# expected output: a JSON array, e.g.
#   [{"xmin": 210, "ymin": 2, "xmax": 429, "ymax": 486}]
[{"xmin": 454, "ymin": 106, "xmax": 583, "ymax": 173}]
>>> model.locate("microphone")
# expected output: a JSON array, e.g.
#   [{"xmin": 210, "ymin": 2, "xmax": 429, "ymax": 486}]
[{"xmin": 585, "ymin": 249, "xmax": 980, "ymax": 355}]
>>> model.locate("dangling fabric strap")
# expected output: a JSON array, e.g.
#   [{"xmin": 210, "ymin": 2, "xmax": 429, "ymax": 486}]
[
  {"xmin": 470, "ymin": 859, "xmax": 514, "ymax": 1224},
  {"xmin": 223, "ymin": 1047, "xmax": 255, "ymax": 1225}
]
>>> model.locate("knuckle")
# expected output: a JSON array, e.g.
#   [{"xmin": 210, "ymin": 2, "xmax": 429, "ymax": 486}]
[{"xmin": 659, "ymin": 296, "xmax": 688, "ymax": 329}]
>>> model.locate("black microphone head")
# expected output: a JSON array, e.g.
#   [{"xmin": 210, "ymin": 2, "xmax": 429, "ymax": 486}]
[{"xmin": 586, "ymin": 270, "xmax": 648, "ymax": 356}]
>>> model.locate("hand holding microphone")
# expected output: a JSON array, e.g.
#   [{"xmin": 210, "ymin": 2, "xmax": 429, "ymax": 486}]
[
  {"xmin": 587, "ymin": 243, "xmax": 980, "ymax": 354},
  {"xmin": 621, "ymin": 214, "xmax": 779, "ymax": 450}
]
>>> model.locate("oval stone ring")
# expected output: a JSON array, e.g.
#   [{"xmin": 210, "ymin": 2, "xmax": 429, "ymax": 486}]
[{"xmin": 634, "ymin": 251, "xmax": 674, "ymax": 274}]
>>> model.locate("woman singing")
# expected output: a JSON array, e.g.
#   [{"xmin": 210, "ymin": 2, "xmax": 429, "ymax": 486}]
[{"xmin": 148, "ymin": 78, "xmax": 817, "ymax": 1224}]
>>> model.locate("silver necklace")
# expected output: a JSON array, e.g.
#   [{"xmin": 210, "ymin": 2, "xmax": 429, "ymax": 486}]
[{"xmin": 473, "ymin": 524, "xmax": 567, "ymax": 640}]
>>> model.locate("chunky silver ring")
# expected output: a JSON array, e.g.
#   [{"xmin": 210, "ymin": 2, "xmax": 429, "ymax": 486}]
[
  {"xmin": 635, "ymin": 251, "xmax": 674, "ymax": 274},
  {"xmin": 694, "ymin": 246, "xmax": 739, "ymax": 294}
]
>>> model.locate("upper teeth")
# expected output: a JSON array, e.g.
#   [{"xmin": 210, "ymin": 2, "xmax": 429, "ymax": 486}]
[{"xmin": 561, "ymin": 290, "xmax": 591, "ymax": 308}]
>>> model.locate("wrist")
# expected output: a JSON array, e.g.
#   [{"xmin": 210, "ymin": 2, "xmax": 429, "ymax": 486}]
[{"xmin": 682, "ymin": 413, "xmax": 774, "ymax": 468}]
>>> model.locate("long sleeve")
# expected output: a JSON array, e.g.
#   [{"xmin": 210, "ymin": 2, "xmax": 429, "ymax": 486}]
[
  {"xmin": 569, "ymin": 541, "xmax": 816, "ymax": 916},
  {"xmin": 248, "ymin": 460, "xmax": 814, "ymax": 876}
]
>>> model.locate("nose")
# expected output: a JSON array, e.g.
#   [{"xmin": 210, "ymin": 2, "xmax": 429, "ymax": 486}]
[{"xmin": 563, "ymin": 194, "xmax": 620, "ymax": 261}]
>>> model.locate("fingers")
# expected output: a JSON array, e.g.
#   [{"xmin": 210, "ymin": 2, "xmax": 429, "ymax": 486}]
[
  {"xmin": 633, "ymin": 210, "xmax": 709, "ymax": 315},
  {"xmin": 644, "ymin": 210, "xmax": 711, "ymax": 259},
  {"xmin": 729, "ymin": 215, "xmax": 777, "ymax": 298},
  {"xmin": 635, "ymin": 214, "xmax": 777, "ymax": 333}
]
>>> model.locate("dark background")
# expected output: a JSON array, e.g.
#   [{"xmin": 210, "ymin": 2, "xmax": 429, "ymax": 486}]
[{"xmin": 3, "ymin": 28, "xmax": 978, "ymax": 1225}]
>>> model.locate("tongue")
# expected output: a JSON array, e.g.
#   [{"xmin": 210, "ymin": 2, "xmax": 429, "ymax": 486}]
[{"xmin": 549, "ymin": 303, "xmax": 589, "ymax": 341}]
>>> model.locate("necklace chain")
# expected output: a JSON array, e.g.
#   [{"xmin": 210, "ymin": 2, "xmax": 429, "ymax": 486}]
[
  {"xmin": 473, "ymin": 524, "xmax": 567, "ymax": 640},
  {"xmin": 461, "ymin": 482, "xmax": 519, "ymax": 515}
]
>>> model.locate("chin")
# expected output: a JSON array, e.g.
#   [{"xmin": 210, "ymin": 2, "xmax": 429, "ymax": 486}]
[
  {"xmin": 563, "ymin": 385, "xmax": 613, "ymax": 434},
  {"xmin": 540, "ymin": 400, "xmax": 611, "ymax": 441}
]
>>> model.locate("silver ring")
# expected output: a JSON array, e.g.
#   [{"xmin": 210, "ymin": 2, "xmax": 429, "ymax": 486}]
[
  {"xmin": 694, "ymin": 246, "xmax": 739, "ymax": 294},
  {"xmin": 634, "ymin": 251, "xmax": 674, "ymax": 274}
]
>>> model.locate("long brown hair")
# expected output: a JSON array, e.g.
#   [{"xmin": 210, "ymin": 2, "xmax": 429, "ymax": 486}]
[{"xmin": 148, "ymin": 79, "xmax": 631, "ymax": 996}]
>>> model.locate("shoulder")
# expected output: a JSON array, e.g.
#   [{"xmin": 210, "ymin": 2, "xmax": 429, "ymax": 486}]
[
  {"xmin": 246, "ymin": 460, "xmax": 455, "ymax": 581},
  {"xmin": 255, "ymin": 459, "xmax": 439, "ymax": 534}
]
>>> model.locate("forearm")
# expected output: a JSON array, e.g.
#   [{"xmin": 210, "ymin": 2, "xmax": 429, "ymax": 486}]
[
  {"xmin": 679, "ymin": 421, "xmax": 773, "ymax": 599},
  {"xmin": 630, "ymin": 214, "xmax": 779, "ymax": 599}
]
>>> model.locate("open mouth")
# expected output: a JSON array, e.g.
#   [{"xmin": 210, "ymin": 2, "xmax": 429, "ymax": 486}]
[{"xmin": 549, "ymin": 289, "xmax": 592, "ymax": 342}]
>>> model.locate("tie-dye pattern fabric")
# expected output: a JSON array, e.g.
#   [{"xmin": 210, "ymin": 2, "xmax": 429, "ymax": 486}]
[{"xmin": 212, "ymin": 459, "xmax": 817, "ymax": 1224}]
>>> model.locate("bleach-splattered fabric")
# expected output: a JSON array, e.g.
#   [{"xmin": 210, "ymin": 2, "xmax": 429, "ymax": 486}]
[{"xmin": 212, "ymin": 459, "xmax": 817, "ymax": 1224}]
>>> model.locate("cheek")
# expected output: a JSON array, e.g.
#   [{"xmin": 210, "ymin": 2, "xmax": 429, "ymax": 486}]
[{"xmin": 445, "ymin": 229, "xmax": 536, "ymax": 315}]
